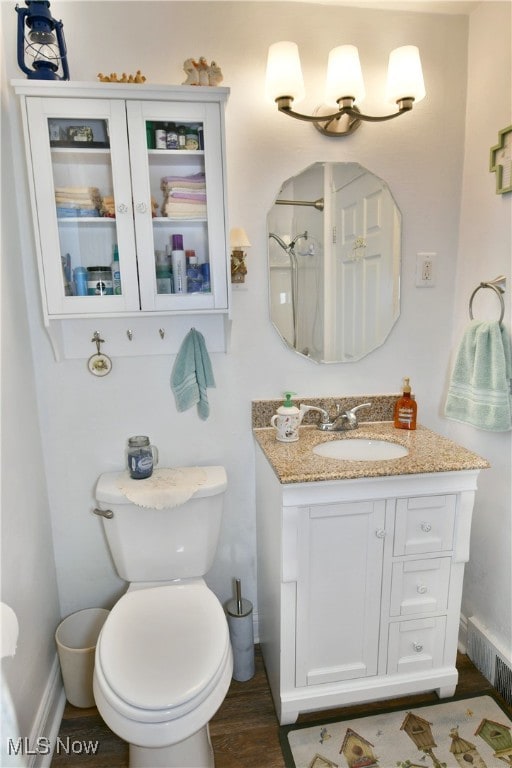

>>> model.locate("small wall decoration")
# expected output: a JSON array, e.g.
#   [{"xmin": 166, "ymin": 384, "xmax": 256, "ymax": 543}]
[
  {"xmin": 182, "ymin": 58, "xmax": 223, "ymax": 86},
  {"xmin": 490, "ymin": 124, "xmax": 512, "ymax": 194}
]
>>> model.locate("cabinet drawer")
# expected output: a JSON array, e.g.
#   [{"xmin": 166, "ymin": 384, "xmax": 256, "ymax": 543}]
[
  {"xmin": 388, "ymin": 616, "xmax": 446, "ymax": 674},
  {"xmin": 394, "ymin": 495, "xmax": 456, "ymax": 555},
  {"xmin": 390, "ymin": 558, "xmax": 451, "ymax": 616}
]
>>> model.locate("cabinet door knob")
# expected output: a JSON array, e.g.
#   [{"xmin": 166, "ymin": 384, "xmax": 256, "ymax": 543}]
[
  {"xmin": 417, "ymin": 584, "xmax": 428, "ymax": 594},
  {"xmin": 375, "ymin": 528, "xmax": 386, "ymax": 539},
  {"xmin": 413, "ymin": 642, "xmax": 424, "ymax": 652},
  {"xmin": 117, "ymin": 203, "xmax": 129, "ymax": 214},
  {"xmin": 135, "ymin": 202, "xmax": 147, "ymax": 214},
  {"xmin": 421, "ymin": 522, "xmax": 432, "ymax": 533}
]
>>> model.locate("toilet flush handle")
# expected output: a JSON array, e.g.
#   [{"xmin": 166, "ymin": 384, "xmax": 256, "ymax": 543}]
[{"xmin": 93, "ymin": 507, "xmax": 114, "ymax": 519}]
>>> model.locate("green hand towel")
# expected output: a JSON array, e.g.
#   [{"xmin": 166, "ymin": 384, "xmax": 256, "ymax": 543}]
[
  {"xmin": 171, "ymin": 328, "xmax": 215, "ymax": 420},
  {"xmin": 444, "ymin": 320, "xmax": 512, "ymax": 431}
]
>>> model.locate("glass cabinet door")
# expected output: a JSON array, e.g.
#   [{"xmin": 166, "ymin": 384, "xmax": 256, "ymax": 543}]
[
  {"xmin": 25, "ymin": 97, "xmax": 140, "ymax": 316},
  {"xmin": 126, "ymin": 100, "xmax": 228, "ymax": 312}
]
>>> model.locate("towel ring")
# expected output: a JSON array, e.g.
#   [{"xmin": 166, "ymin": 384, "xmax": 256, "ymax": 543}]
[{"xmin": 469, "ymin": 280, "xmax": 505, "ymax": 325}]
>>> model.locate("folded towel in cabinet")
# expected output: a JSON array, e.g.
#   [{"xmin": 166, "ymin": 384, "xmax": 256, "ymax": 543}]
[
  {"xmin": 171, "ymin": 328, "xmax": 215, "ymax": 420},
  {"xmin": 444, "ymin": 320, "xmax": 512, "ymax": 430}
]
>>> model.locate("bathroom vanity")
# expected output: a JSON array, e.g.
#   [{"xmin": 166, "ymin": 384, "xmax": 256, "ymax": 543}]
[{"xmin": 253, "ymin": 412, "xmax": 489, "ymax": 725}]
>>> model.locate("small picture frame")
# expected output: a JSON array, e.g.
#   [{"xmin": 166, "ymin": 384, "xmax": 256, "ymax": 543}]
[{"xmin": 489, "ymin": 125, "xmax": 512, "ymax": 195}]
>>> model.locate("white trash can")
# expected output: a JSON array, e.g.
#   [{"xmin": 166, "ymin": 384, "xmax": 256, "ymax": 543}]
[{"xmin": 55, "ymin": 608, "xmax": 109, "ymax": 708}]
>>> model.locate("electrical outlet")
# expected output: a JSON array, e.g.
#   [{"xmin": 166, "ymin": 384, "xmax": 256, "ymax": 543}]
[{"xmin": 416, "ymin": 252, "xmax": 436, "ymax": 287}]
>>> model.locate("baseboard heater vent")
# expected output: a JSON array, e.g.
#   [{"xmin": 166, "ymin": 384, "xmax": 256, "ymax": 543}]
[{"xmin": 467, "ymin": 616, "xmax": 512, "ymax": 706}]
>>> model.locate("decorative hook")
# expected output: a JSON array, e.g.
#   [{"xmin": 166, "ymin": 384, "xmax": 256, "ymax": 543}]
[
  {"xmin": 91, "ymin": 331, "xmax": 104, "ymax": 355},
  {"xmin": 88, "ymin": 332, "xmax": 112, "ymax": 377}
]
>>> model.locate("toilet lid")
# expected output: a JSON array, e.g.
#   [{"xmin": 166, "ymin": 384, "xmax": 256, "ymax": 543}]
[{"xmin": 97, "ymin": 584, "xmax": 228, "ymax": 712}]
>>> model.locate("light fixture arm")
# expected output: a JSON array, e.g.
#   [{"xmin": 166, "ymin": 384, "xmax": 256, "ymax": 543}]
[{"xmin": 276, "ymin": 96, "xmax": 415, "ymax": 137}]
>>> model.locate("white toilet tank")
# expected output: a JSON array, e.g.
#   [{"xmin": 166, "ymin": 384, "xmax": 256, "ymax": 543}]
[{"xmin": 95, "ymin": 466, "xmax": 227, "ymax": 582}]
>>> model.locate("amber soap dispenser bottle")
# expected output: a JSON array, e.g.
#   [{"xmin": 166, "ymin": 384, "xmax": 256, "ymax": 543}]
[{"xmin": 394, "ymin": 377, "xmax": 417, "ymax": 430}]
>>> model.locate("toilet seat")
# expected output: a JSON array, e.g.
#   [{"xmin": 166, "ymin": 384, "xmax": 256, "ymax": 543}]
[{"xmin": 95, "ymin": 583, "xmax": 230, "ymax": 724}]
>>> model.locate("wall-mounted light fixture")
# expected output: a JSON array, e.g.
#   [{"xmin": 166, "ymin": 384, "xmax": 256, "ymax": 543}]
[
  {"xmin": 230, "ymin": 227, "xmax": 251, "ymax": 284},
  {"xmin": 15, "ymin": 0, "xmax": 70, "ymax": 80},
  {"xmin": 265, "ymin": 42, "xmax": 425, "ymax": 137}
]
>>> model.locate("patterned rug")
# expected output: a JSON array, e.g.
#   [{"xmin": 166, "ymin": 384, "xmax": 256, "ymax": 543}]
[{"xmin": 281, "ymin": 694, "xmax": 512, "ymax": 768}]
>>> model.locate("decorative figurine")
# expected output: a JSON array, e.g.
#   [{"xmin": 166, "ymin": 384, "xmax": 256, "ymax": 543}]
[
  {"xmin": 208, "ymin": 61, "xmax": 223, "ymax": 86},
  {"xmin": 97, "ymin": 70, "xmax": 146, "ymax": 83},
  {"xmin": 182, "ymin": 58, "xmax": 199, "ymax": 85},
  {"xmin": 182, "ymin": 58, "xmax": 223, "ymax": 86}
]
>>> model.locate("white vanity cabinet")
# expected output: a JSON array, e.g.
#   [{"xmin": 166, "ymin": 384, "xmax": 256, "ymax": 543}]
[
  {"xmin": 13, "ymin": 81, "xmax": 229, "ymax": 321},
  {"xmin": 255, "ymin": 447, "xmax": 479, "ymax": 725}
]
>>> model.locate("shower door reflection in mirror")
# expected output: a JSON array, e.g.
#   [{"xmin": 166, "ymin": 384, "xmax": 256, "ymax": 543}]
[{"xmin": 267, "ymin": 162, "xmax": 401, "ymax": 363}]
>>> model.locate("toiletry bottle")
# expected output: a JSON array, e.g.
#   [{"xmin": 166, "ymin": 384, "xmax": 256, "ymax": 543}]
[
  {"xmin": 270, "ymin": 392, "xmax": 301, "ymax": 442},
  {"xmin": 394, "ymin": 377, "xmax": 417, "ymax": 430},
  {"xmin": 185, "ymin": 125, "xmax": 199, "ymax": 150},
  {"xmin": 186, "ymin": 250, "xmax": 203, "ymax": 292},
  {"xmin": 201, "ymin": 260, "xmax": 211, "ymax": 292},
  {"xmin": 177, "ymin": 125, "xmax": 186, "ymax": 149},
  {"xmin": 111, "ymin": 244, "xmax": 122, "ymax": 295},
  {"xmin": 166, "ymin": 122, "xmax": 179, "ymax": 149},
  {"xmin": 154, "ymin": 124, "xmax": 167, "ymax": 149},
  {"xmin": 73, "ymin": 266, "xmax": 88, "ymax": 296},
  {"xmin": 171, "ymin": 234, "xmax": 187, "ymax": 293}
]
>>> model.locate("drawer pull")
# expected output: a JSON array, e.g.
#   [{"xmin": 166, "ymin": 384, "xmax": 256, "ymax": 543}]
[
  {"xmin": 375, "ymin": 528, "xmax": 386, "ymax": 539},
  {"xmin": 117, "ymin": 203, "xmax": 129, "ymax": 214},
  {"xmin": 421, "ymin": 522, "xmax": 432, "ymax": 533},
  {"xmin": 413, "ymin": 642, "xmax": 424, "ymax": 652},
  {"xmin": 136, "ymin": 202, "xmax": 148, "ymax": 214},
  {"xmin": 417, "ymin": 584, "xmax": 428, "ymax": 594}
]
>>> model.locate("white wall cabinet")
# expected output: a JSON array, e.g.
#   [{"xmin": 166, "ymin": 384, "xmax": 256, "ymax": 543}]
[
  {"xmin": 13, "ymin": 81, "xmax": 230, "ymax": 357},
  {"xmin": 255, "ymin": 447, "xmax": 479, "ymax": 725}
]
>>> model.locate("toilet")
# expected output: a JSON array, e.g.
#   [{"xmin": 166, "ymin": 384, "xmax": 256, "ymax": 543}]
[{"xmin": 92, "ymin": 466, "xmax": 233, "ymax": 768}]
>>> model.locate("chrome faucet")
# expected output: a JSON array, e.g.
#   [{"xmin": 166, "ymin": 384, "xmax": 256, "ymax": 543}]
[{"xmin": 301, "ymin": 402, "xmax": 372, "ymax": 431}]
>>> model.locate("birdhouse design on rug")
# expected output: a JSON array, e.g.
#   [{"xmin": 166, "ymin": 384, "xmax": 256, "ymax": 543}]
[
  {"xmin": 400, "ymin": 712, "xmax": 437, "ymax": 750},
  {"xmin": 400, "ymin": 712, "xmax": 444, "ymax": 767},
  {"xmin": 308, "ymin": 754, "xmax": 339, "ymax": 768},
  {"xmin": 339, "ymin": 728, "xmax": 379, "ymax": 767},
  {"xmin": 475, "ymin": 718, "xmax": 512, "ymax": 764},
  {"xmin": 449, "ymin": 726, "xmax": 487, "ymax": 768}
]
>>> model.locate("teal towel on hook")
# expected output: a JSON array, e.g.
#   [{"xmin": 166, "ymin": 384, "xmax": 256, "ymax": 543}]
[
  {"xmin": 171, "ymin": 328, "xmax": 215, "ymax": 420},
  {"xmin": 444, "ymin": 320, "xmax": 512, "ymax": 431}
]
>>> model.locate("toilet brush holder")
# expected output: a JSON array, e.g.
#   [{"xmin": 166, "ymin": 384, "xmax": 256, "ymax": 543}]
[{"xmin": 225, "ymin": 579, "xmax": 255, "ymax": 682}]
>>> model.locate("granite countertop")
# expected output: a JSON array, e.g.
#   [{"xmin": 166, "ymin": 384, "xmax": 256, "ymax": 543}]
[{"xmin": 253, "ymin": 422, "xmax": 490, "ymax": 484}]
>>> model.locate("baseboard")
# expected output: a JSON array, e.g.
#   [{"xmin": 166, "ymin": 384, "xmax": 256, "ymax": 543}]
[
  {"xmin": 458, "ymin": 612, "xmax": 468, "ymax": 653},
  {"xmin": 28, "ymin": 654, "xmax": 66, "ymax": 768},
  {"xmin": 253, "ymin": 609, "xmax": 259, "ymax": 645}
]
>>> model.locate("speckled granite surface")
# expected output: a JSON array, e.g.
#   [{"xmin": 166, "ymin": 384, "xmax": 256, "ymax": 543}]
[
  {"xmin": 252, "ymin": 395, "xmax": 397, "ymax": 429},
  {"xmin": 253, "ymin": 422, "xmax": 490, "ymax": 484}
]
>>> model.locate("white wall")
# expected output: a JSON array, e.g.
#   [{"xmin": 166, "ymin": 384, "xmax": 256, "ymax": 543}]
[
  {"xmin": 447, "ymin": 1, "xmax": 511, "ymax": 652},
  {"xmin": 1, "ymin": 0, "xmax": 510, "ymax": 735},
  {"xmin": 1, "ymin": 15, "xmax": 62, "ymax": 744}
]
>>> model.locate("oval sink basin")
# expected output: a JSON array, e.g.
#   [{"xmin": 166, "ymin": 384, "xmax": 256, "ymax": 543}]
[{"xmin": 313, "ymin": 438, "xmax": 409, "ymax": 461}]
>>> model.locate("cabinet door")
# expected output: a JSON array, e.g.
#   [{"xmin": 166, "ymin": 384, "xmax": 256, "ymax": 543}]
[
  {"xmin": 295, "ymin": 500, "xmax": 386, "ymax": 687},
  {"xmin": 126, "ymin": 100, "xmax": 228, "ymax": 312},
  {"xmin": 25, "ymin": 97, "xmax": 140, "ymax": 316}
]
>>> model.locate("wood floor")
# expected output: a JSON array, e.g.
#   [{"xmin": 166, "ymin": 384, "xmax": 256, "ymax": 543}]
[{"xmin": 51, "ymin": 646, "xmax": 506, "ymax": 768}]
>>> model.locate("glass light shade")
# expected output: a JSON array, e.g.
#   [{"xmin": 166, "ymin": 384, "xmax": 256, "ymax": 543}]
[
  {"xmin": 230, "ymin": 227, "xmax": 251, "ymax": 249},
  {"xmin": 325, "ymin": 45, "xmax": 366, "ymax": 105},
  {"xmin": 386, "ymin": 45, "xmax": 426, "ymax": 104},
  {"xmin": 265, "ymin": 41, "xmax": 305, "ymax": 103}
]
